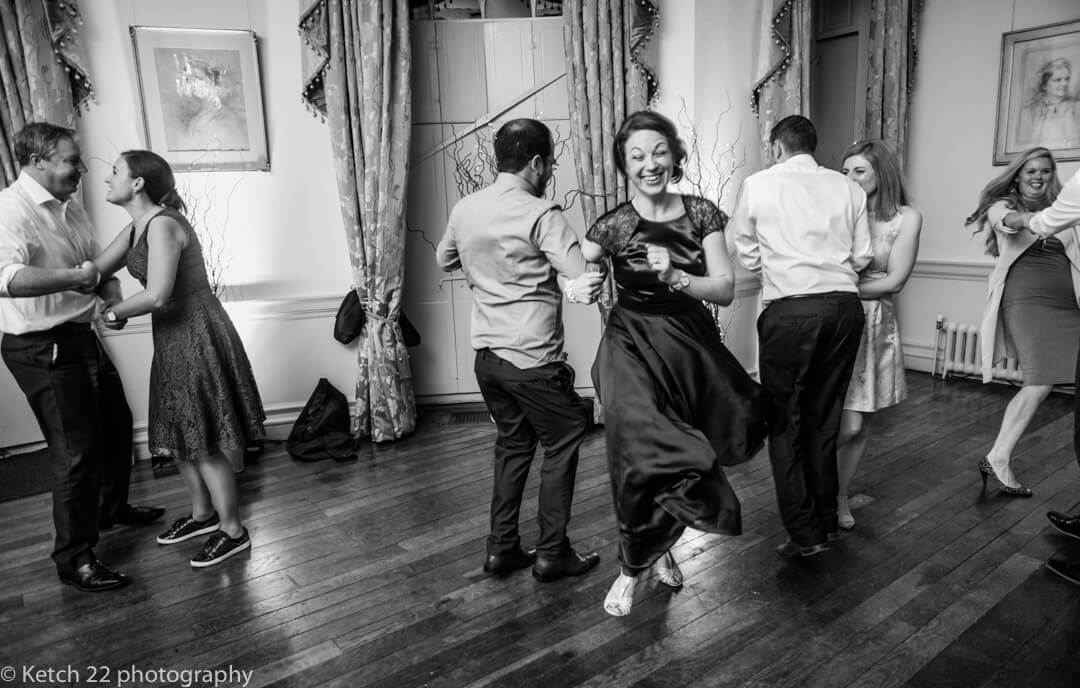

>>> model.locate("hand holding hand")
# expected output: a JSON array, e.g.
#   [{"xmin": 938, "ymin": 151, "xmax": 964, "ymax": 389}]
[
  {"xmin": 73, "ymin": 261, "xmax": 100, "ymax": 294},
  {"xmin": 99, "ymin": 300, "xmax": 127, "ymax": 330},
  {"xmin": 645, "ymin": 244, "xmax": 674, "ymax": 283},
  {"xmin": 572, "ymin": 271, "xmax": 606, "ymax": 304}
]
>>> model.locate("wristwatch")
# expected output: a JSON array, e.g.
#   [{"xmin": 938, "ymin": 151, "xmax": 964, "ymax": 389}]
[
  {"xmin": 669, "ymin": 270, "xmax": 690, "ymax": 292},
  {"xmin": 102, "ymin": 308, "xmax": 119, "ymax": 324}
]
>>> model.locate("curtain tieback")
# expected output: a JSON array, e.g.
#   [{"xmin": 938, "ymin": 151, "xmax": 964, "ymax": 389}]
[{"xmin": 360, "ymin": 304, "xmax": 397, "ymax": 325}]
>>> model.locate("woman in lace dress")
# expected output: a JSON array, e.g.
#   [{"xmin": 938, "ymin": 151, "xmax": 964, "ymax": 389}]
[
  {"xmin": 581, "ymin": 111, "xmax": 769, "ymax": 616},
  {"xmin": 834, "ymin": 140, "xmax": 922, "ymax": 529},
  {"xmin": 94, "ymin": 150, "xmax": 265, "ymax": 568}
]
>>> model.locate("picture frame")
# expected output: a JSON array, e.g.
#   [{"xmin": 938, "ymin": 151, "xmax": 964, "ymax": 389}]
[
  {"xmin": 993, "ymin": 19, "xmax": 1080, "ymax": 165},
  {"xmin": 130, "ymin": 26, "xmax": 270, "ymax": 172}
]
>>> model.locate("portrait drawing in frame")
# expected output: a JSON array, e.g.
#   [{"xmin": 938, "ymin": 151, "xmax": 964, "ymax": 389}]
[
  {"xmin": 130, "ymin": 26, "xmax": 270, "ymax": 172},
  {"xmin": 994, "ymin": 19, "xmax": 1080, "ymax": 165}
]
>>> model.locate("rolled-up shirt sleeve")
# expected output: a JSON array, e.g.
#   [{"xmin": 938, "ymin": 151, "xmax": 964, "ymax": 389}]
[
  {"xmin": 1032, "ymin": 168, "xmax": 1080, "ymax": 238},
  {"xmin": 536, "ymin": 207, "xmax": 586, "ymax": 279},
  {"xmin": 731, "ymin": 184, "xmax": 761, "ymax": 273},
  {"xmin": 0, "ymin": 209, "xmax": 29, "ymax": 297},
  {"xmin": 987, "ymin": 200, "xmax": 1018, "ymax": 235},
  {"xmin": 436, "ymin": 213, "xmax": 461, "ymax": 272},
  {"xmin": 849, "ymin": 189, "xmax": 873, "ymax": 273}
]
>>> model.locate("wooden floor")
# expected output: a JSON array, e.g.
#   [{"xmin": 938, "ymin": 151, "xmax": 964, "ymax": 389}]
[{"xmin": 2, "ymin": 372, "xmax": 1080, "ymax": 688}]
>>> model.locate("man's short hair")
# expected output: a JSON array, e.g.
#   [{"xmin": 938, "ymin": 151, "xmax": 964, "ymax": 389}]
[
  {"xmin": 769, "ymin": 115, "xmax": 817, "ymax": 155},
  {"xmin": 493, "ymin": 119, "xmax": 553, "ymax": 173},
  {"xmin": 14, "ymin": 122, "xmax": 76, "ymax": 167}
]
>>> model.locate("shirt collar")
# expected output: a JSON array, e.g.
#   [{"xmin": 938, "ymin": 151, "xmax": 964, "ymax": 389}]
[
  {"xmin": 17, "ymin": 171, "xmax": 64, "ymax": 207},
  {"xmin": 495, "ymin": 172, "xmax": 539, "ymax": 196},
  {"xmin": 780, "ymin": 153, "xmax": 820, "ymax": 170}
]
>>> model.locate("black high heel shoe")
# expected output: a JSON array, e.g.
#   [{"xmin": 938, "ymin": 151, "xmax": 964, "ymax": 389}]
[{"xmin": 978, "ymin": 457, "xmax": 1033, "ymax": 497}]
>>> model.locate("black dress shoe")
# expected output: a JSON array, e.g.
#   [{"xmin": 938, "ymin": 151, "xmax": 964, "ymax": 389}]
[
  {"xmin": 101, "ymin": 504, "xmax": 165, "ymax": 529},
  {"xmin": 532, "ymin": 548, "xmax": 600, "ymax": 582},
  {"xmin": 483, "ymin": 547, "xmax": 536, "ymax": 576},
  {"xmin": 1047, "ymin": 511, "xmax": 1080, "ymax": 540},
  {"xmin": 1046, "ymin": 557, "xmax": 1080, "ymax": 585},
  {"xmin": 58, "ymin": 556, "xmax": 130, "ymax": 592}
]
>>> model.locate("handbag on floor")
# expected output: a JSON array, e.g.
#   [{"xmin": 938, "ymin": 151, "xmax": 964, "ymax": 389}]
[{"xmin": 287, "ymin": 378, "xmax": 356, "ymax": 461}]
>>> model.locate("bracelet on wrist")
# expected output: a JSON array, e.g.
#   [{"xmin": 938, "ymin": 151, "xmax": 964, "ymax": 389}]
[{"xmin": 668, "ymin": 270, "xmax": 691, "ymax": 292}]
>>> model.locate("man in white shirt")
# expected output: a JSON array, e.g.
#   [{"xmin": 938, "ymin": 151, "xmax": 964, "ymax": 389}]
[
  {"xmin": 732, "ymin": 115, "xmax": 873, "ymax": 558},
  {"xmin": 0, "ymin": 122, "xmax": 161, "ymax": 592},
  {"xmin": 1025, "ymin": 167, "xmax": 1080, "ymax": 585}
]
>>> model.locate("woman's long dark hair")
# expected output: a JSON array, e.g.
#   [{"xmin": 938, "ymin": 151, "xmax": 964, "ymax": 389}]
[
  {"xmin": 963, "ymin": 147, "xmax": 1061, "ymax": 257},
  {"xmin": 121, "ymin": 149, "xmax": 187, "ymax": 214}
]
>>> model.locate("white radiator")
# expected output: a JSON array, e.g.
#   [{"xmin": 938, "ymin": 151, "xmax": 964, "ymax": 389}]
[{"xmin": 934, "ymin": 321, "xmax": 1023, "ymax": 382}]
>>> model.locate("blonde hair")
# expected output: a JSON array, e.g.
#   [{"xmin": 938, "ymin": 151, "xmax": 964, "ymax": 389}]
[{"xmin": 964, "ymin": 147, "xmax": 1061, "ymax": 257}]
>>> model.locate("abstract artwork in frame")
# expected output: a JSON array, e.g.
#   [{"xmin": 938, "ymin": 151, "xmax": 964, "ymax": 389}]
[
  {"xmin": 130, "ymin": 26, "xmax": 270, "ymax": 172},
  {"xmin": 994, "ymin": 19, "xmax": 1080, "ymax": 165}
]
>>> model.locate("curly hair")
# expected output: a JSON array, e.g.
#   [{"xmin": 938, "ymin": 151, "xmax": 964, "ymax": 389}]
[
  {"xmin": 1030, "ymin": 57, "xmax": 1072, "ymax": 105},
  {"xmin": 612, "ymin": 110, "xmax": 687, "ymax": 183},
  {"xmin": 963, "ymin": 147, "xmax": 1060, "ymax": 257}
]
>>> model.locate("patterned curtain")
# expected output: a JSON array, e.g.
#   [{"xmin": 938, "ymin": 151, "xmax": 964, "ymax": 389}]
[
  {"xmin": 860, "ymin": 0, "xmax": 922, "ymax": 169},
  {"xmin": 0, "ymin": 0, "xmax": 94, "ymax": 187},
  {"xmin": 564, "ymin": 0, "xmax": 658, "ymax": 315},
  {"xmin": 750, "ymin": 0, "xmax": 812, "ymax": 158},
  {"xmin": 299, "ymin": 0, "xmax": 416, "ymax": 442}
]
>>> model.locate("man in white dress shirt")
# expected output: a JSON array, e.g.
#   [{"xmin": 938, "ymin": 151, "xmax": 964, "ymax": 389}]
[
  {"xmin": 0, "ymin": 122, "xmax": 161, "ymax": 592},
  {"xmin": 732, "ymin": 115, "xmax": 873, "ymax": 558}
]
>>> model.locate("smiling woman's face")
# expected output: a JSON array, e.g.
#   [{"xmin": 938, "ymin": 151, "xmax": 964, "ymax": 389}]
[
  {"xmin": 1046, "ymin": 66, "xmax": 1071, "ymax": 99},
  {"xmin": 1015, "ymin": 156, "xmax": 1053, "ymax": 201},
  {"xmin": 624, "ymin": 129, "xmax": 673, "ymax": 199}
]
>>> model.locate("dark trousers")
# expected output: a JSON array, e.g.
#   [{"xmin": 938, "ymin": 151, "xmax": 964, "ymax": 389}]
[
  {"xmin": 474, "ymin": 348, "xmax": 590, "ymax": 558},
  {"xmin": 2, "ymin": 323, "xmax": 134, "ymax": 570},
  {"xmin": 758, "ymin": 292, "xmax": 865, "ymax": 546}
]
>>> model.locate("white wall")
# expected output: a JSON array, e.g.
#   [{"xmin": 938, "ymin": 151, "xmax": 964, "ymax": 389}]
[
  {"xmin": 899, "ymin": 0, "xmax": 1080, "ymax": 372},
  {"xmin": 0, "ymin": 0, "xmax": 359, "ymax": 452},
  {"xmin": 653, "ymin": 0, "xmax": 764, "ymax": 372}
]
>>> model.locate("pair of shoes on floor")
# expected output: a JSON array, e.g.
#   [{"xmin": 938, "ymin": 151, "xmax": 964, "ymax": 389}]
[
  {"xmin": 777, "ymin": 538, "xmax": 829, "ymax": 558},
  {"xmin": 532, "ymin": 548, "xmax": 600, "ymax": 582},
  {"xmin": 837, "ymin": 496, "xmax": 855, "ymax": 530},
  {"xmin": 483, "ymin": 547, "xmax": 537, "ymax": 576},
  {"xmin": 977, "ymin": 457, "xmax": 1033, "ymax": 497},
  {"xmin": 1047, "ymin": 510, "xmax": 1080, "ymax": 540},
  {"xmin": 57, "ymin": 552, "xmax": 130, "ymax": 592},
  {"xmin": 190, "ymin": 528, "xmax": 251, "ymax": 568},
  {"xmin": 101, "ymin": 504, "xmax": 165, "ymax": 530},
  {"xmin": 157, "ymin": 513, "xmax": 221, "ymax": 544}
]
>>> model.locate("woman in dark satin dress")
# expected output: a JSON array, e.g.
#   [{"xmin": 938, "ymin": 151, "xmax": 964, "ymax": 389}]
[
  {"xmin": 95, "ymin": 150, "xmax": 265, "ymax": 568},
  {"xmin": 582, "ymin": 111, "xmax": 768, "ymax": 616}
]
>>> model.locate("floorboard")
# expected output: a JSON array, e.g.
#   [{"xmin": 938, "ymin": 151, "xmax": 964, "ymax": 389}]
[{"xmin": 0, "ymin": 373, "xmax": 1078, "ymax": 687}]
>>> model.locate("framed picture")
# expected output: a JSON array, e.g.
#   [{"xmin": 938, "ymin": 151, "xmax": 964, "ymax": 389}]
[
  {"xmin": 994, "ymin": 19, "xmax": 1080, "ymax": 165},
  {"xmin": 130, "ymin": 26, "xmax": 270, "ymax": 172}
]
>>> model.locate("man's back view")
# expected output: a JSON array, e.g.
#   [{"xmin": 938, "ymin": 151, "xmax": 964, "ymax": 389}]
[{"xmin": 436, "ymin": 118, "xmax": 603, "ymax": 582}]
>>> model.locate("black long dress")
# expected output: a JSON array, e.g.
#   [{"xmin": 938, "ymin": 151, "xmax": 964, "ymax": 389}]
[
  {"xmin": 587, "ymin": 196, "xmax": 768, "ymax": 572},
  {"xmin": 127, "ymin": 208, "xmax": 266, "ymax": 468}
]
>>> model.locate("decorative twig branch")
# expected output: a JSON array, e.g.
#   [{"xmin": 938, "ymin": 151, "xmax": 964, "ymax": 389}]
[
  {"xmin": 176, "ymin": 172, "xmax": 244, "ymax": 300},
  {"xmin": 675, "ymin": 95, "xmax": 747, "ymax": 340}
]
